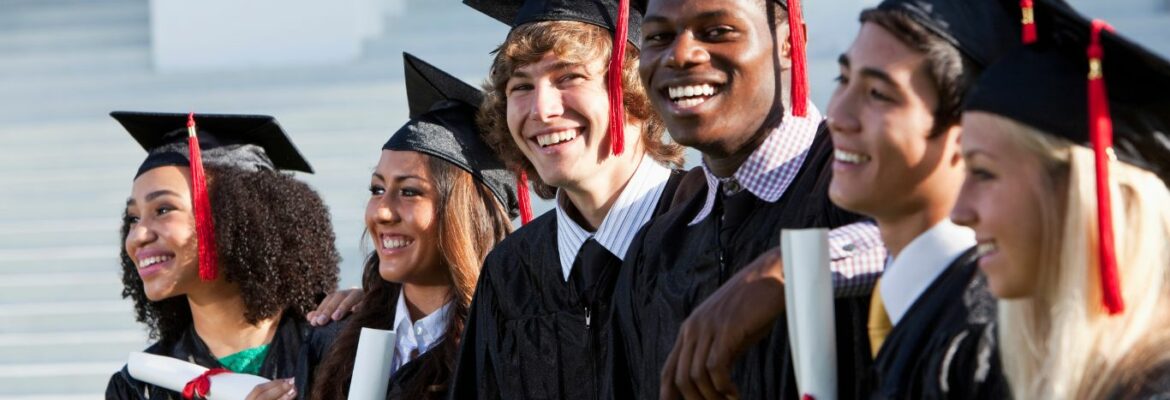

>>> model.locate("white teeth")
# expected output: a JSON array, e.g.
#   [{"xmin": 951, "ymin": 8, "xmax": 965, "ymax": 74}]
[
  {"xmin": 674, "ymin": 97, "xmax": 707, "ymax": 108},
  {"xmin": 382, "ymin": 237, "xmax": 412, "ymax": 250},
  {"xmin": 668, "ymin": 84, "xmax": 719, "ymax": 100},
  {"xmin": 975, "ymin": 242, "xmax": 998, "ymax": 257},
  {"xmin": 535, "ymin": 129, "xmax": 578, "ymax": 147},
  {"xmin": 139, "ymin": 255, "xmax": 173, "ymax": 268},
  {"xmin": 834, "ymin": 149, "xmax": 871, "ymax": 164}
]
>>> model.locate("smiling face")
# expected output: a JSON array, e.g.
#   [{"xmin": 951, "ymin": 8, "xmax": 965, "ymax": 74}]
[
  {"xmin": 366, "ymin": 150, "xmax": 446, "ymax": 286},
  {"xmin": 826, "ymin": 22, "xmax": 962, "ymax": 222},
  {"xmin": 640, "ymin": 0, "xmax": 781, "ymax": 157},
  {"xmin": 952, "ymin": 112, "xmax": 1060, "ymax": 298},
  {"xmin": 504, "ymin": 52, "xmax": 644, "ymax": 193},
  {"xmin": 124, "ymin": 166, "xmax": 202, "ymax": 301}
]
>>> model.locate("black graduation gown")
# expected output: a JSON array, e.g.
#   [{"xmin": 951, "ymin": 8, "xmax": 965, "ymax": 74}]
[
  {"xmin": 610, "ymin": 125, "xmax": 876, "ymax": 400},
  {"xmin": 448, "ymin": 170, "xmax": 685, "ymax": 400},
  {"xmin": 871, "ymin": 248, "xmax": 1008, "ymax": 399},
  {"xmin": 105, "ymin": 313, "xmax": 342, "ymax": 400}
]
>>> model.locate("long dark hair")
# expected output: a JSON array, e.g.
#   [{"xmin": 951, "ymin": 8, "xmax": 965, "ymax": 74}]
[
  {"xmin": 118, "ymin": 165, "xmax": 341, "ymax": 344},
  {"xmin": 311, "ymin": 155, "xmax": 512, "ymax": 399}
]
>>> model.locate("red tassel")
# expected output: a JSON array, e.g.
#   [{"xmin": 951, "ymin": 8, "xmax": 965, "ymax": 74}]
[
  {"xmin": 1020, "ymin": 0, "xmax": 1037, "ymax": 44},
  {"xmin": 517, "ymin": 170, "xmax": 534, "ymax": 225},
  {"xmin": 787, "ymin": 0, "xmax": 808, "ymax": 117},
  {"xmin": 182, "ymin": 367, "xmax": 230, "ymax": 399},
  {"xmin": 187, "ymin": 113, "xmax": 219, "ymax": 281},
  {"xmin": 606, "ymin": 0, "xmax": 629, "ymax": 156},
  {"xmin": 1087, "ymin": 20, "xmax": 1123, "ymax": 315}
]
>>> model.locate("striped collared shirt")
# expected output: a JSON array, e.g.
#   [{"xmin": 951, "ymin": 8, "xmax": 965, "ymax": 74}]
[
  {"xmin": 689, "ymin": 104, "xmax": 885, "ymax": 297},
  {"xmin": 555, "ymin": 155, "xmax": 672, "ymax": 281}
]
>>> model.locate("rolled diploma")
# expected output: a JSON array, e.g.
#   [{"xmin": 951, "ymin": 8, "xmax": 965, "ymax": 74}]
[
  {"xmin": 347, "ymin": 327, "xmax": 398, "ymax": 400},
  {"xmin": 127, "ymin": 352, "xmax": 269, "ymax": 399},
  {"xmin": 781, "ymin": 228, "xmax": 837, "ymax": 400}
]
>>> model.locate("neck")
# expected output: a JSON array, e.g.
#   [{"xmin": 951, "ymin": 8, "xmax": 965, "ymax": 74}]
[
  {"xmin": 697, "ymin": 72, "xmax": 790, "ymax": 177},
  {"xmin": 560, "ymin": 149, "xmax": 645, "ymax": 231},
  {"xmin": 401, "ymin": 282, "xmax": 450, "ymax": 322},
  {"xmin": 876, "ymin": 196, "xmax": 956, "ymax": 258},
  {"xmin": 188, "ymin": 285, "xmax": 280, "ymax": 358}
]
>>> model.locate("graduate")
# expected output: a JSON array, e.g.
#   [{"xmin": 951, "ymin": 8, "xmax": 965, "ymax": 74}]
[
  {"xmin": 308, "ymin": 54, "xmax": 518, "ymax": 400},
  {"xmin": 825, "ymin": 0, "xmax": 1019, "ymax": 397},
  {"xmin": 448, "ymin": 0, "xmax": 690, "ymax": 398},
  {"xmin": 104, "ymin": 112, "xmax": 342, "ymax": 399},
  {"xmin": 610, "ymin": 0, "xmax": 886, "ymax": 398},
  {"xmin": 954, "ymin": 0, "xmax": 1170, "ymax": 397}
]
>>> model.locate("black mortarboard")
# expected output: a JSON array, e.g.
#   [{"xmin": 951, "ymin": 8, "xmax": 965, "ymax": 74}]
[
  {"xmin": 876, "ymin": 0, "xmax": 1020, "ymax": 68},
  {"xmin": 964, "ymin": 0, "xmax": 1170, "ymax": 183},
  {"xmin": 465, "ymin": 0, "xmax": 642, "ymax": 49},
  {"xmin": 964, "ymin": 0, "xmax": 1170, "ymax": 316},
  {"xmin": 113, "ymin": 111, "xmax": 313, "ymax": 178},
  {"xmin": 383, "ymin": 53, "xmax": 522, "ymax": 220}
]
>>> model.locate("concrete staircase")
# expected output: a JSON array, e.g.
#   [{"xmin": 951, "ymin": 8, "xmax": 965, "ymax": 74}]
[{"xmin": 0, "ymin": 0, "xmax": 1165, "ymax": 398}]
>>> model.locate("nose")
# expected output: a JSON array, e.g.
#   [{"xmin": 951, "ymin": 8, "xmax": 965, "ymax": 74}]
[
  {"xmin": 665, "ymin": 32, "xmax": 709, "ymax": 69},
  {"xmin": 531, "ymin": 83, "xmax": 564, "ymax": 122},
  {"xmin": 950, "ymin": 181, "xmax": 978, "ymax": 227},
  {"xmin": 370, "ymin": 195, "xmax": 400, "ymax": 225},
  {"xmin": 125, "ymin": 222, "xmax": 156, "ymax": 257},
  {"xmin": 826, "ymin": 85, "xmax": 861, "ymax": 136}
]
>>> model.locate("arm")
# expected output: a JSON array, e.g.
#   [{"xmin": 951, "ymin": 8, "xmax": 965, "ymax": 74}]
[{"xmin": 828, "ymin": 220, "xmax": 886, "ymax": 298}]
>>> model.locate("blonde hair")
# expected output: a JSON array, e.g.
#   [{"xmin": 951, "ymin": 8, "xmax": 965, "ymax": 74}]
[{"xmin": 992, "ymin": 117, "xmax": 1170, "ymax": 399}]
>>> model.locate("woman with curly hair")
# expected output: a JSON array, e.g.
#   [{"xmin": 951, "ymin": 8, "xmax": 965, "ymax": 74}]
[
  {"xmin": 104, "ymin": 112, "xmax": 342, "ymax": 400},
  {"xmin": 308, "ymin": 54, "xmax": 518, "ymax": 400},
  {"xmin": 953, "ymin": 1, "xmax": 1170, "ymax": 398}
]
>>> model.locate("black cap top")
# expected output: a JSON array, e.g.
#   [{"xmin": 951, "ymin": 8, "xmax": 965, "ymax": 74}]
[
  {"xmin": 113, "ymin": 111, "xmax": 313, "ymax": 178},
  {"xmin": 964, "ymin": 0, "xmax": 1170, "ymax": 183},
  {"xmin": 384, "ymin": 53, "xmax": 521, "ymax": 219},
  {"xmin": 876, "ymin": 0, "xmax": 1020, "ymax": 68},
  {"xmin": 465, "ymin": 0, "xmax": 643, "ymax": 48}
]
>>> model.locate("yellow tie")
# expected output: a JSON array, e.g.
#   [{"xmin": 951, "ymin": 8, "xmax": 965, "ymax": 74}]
[{"xmin": 868, "ymin": 280, "xmax": 892, "ymax": 358}]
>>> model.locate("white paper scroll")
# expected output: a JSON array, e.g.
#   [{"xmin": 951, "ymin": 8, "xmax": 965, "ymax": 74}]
[
  {"xmin": 127, "ymin": 352, "xmax": 270, "ymax": 399},
  {"xmin": 346, "ymin": 327, "xmax": 398, "ymax": 400},
  {"xmin": 781, "ymin": 228, "xmax": 837, "ymax": 400}
]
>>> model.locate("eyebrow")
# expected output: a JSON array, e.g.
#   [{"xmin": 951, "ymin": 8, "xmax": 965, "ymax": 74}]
[
  {"xmin": 837, "ymin": 53, "xmax": 850, "ymax": 68},
  {"xmin": 838, "ymin": 53, "xmax": 899, "ymax": 87},
  {"xmin": 126, "ymin": 189, "xmax": 181, "ymax": 207},
  {"xmin": 511, "ymin": 60, "xmax": 584, "ymax": 79},
  {"xmin": 372, "ymin": 172, "xmax": 428, "ymax": 183},
  {"xmin": 644, "ymin": 9, "xmax": 732, "ymax": 25},
  {"xmin": 962, "ymin": 149, "xmax": 996, "ymax": 160}
]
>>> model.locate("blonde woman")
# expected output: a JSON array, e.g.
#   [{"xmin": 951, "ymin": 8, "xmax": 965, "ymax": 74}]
[{"xmin": 951, "ymin": 1, "xmax": 1170, "ymax": 398}]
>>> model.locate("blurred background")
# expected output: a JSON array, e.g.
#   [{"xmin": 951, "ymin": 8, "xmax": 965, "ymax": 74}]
[{"xmin": 0, "ymin": 0, "xmax": 1166, "ymax": 398}]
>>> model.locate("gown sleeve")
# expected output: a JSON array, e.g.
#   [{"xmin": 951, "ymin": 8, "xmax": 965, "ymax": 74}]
[{"xmin": 448, "ymin": 253, "xmax": 501, "ymax": 400}]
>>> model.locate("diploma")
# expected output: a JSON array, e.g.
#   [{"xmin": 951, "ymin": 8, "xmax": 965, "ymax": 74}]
[
  {"xmin": 781, "ymin": 228, "xmax": 837, "ymax": 400},
  {"xmin": 127, "ymin": 352, "xmax": 269, "ymax": 399},
  {"xmin": 347, "ymin": 327, "xmax": 398, "ymax": 400}
]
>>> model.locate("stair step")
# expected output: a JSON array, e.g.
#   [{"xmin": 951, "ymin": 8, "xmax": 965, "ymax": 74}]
[
  {"xmin": 0, "ymin": 362, "xmax": 121, "ymax": 396},
  {"xmin": 0, "ymin": 327, "xmax": 145, "ymax": 364},
  {"xmin": 0, "ymin": 299, "xmax": 139, "ymax": 334}
]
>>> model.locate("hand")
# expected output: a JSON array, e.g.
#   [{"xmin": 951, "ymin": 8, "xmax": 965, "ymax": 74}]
[
  {"xmin": 660, "ymin": 248, "xmax": 786, "ymax": 400},
  {"xmin": 245, "ymin": 378, "xmax": 296, "ymax": 400},
  {"xmin": 307, "ymin": 288, "xmax": 363, "ymax": 326}
]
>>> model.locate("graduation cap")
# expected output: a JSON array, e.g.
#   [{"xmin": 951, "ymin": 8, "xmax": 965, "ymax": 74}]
[
  {"xmin": 113, "ymin": 111, "xmax": 313, "ymax": 178},
  {"xmin": 964, "ymin": 0, "xmax": 1170, "ymax": 315},
  {"xmin": 874, "ymin": 0, "xmax": 1020, "ymax": 68},
  {"xmin": 384, "ymin": 53, "xmax": 526, "ymax": 222},
  {"xmin": 113, "ymin": 111, "xmax": 312, "ymax": 282}
]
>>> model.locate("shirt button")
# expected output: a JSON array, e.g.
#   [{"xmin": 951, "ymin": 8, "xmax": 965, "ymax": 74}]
[
  {"xmin": 843, "ymin": 243, "xmax": 856, "ymax": 252},
  {"xmin": 415, "ymin": 326, "xmax": 425, "ymax": 335}
]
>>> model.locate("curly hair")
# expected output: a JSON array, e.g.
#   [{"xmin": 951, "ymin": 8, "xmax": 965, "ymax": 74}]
[
  {"xmin": 118, "ymin": 165, "xmax": 341, "ymax": 344},
  {"xmin": 479, "ymin": 20, "xmax": 685, "ymax": 199},
  {"xmin": 311, "ymin": 155, "xmax": 512, "ymax": 400}
]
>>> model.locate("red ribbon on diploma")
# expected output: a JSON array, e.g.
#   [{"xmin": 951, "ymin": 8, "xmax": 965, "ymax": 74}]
[{"xmin": 182, "ymin": 367, "xmax": 230, "ymax": 399}]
